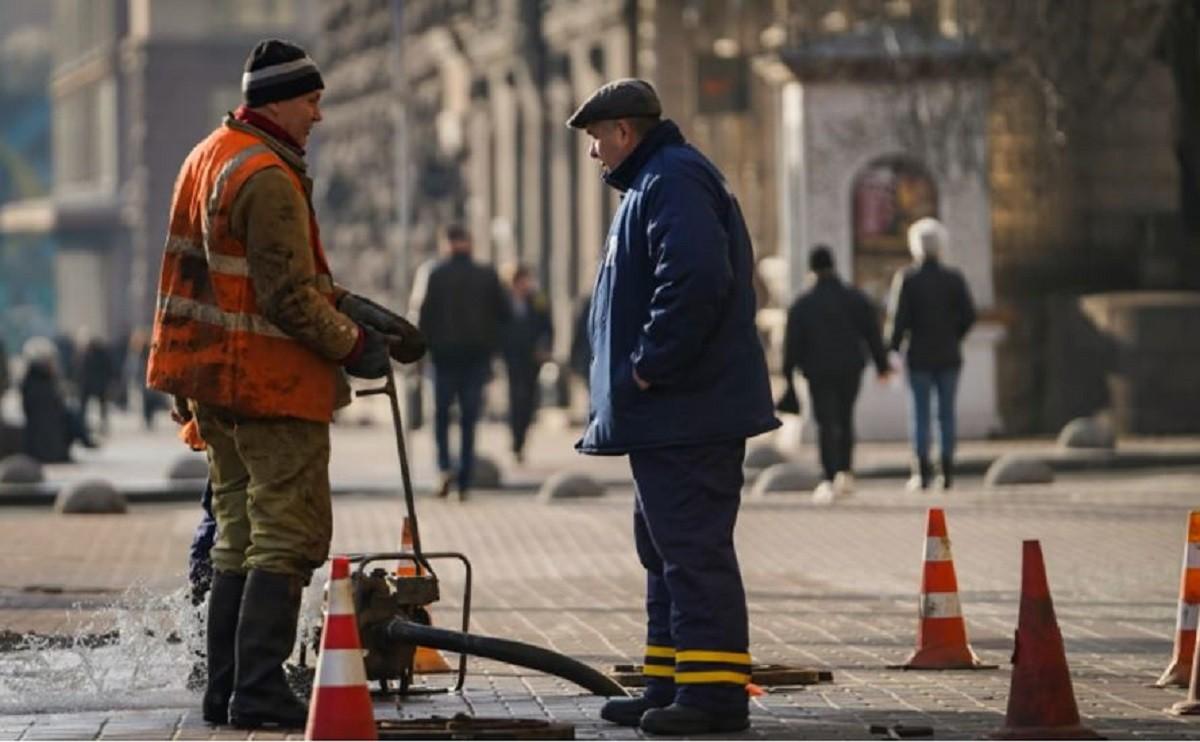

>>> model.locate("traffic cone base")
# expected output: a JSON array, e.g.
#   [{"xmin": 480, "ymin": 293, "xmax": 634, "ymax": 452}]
[
  {"xmin": 992, "ymin": 541, "xmax": 1100, "ymax": 741},
  {"xmin": 1157, "ymin": 511, "xmax": 1200, "ymax": 688},
  {"xmin": 893, "ymin": 509, "xmax": 994, "ymax": 670}
]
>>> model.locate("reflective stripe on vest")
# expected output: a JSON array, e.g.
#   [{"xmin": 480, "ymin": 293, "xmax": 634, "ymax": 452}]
[{"xmin": 147, "ymin": 126, "xmax": 339, "ymax": 422}]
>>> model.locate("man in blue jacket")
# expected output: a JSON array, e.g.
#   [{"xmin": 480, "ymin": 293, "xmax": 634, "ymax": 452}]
[{"xmin": 568, "ymin": 79, "xmax": 779, "ymax": 735}]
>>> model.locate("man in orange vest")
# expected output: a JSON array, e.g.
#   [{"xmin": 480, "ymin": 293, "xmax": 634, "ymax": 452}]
[{"xmin": 146, "ymin": 39, "xmax": 423, "ymax": 730}]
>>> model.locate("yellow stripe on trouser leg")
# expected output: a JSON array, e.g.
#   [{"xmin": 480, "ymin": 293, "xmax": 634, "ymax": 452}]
[
  {"xmin": 643, "ymin": 664, "xmax": 675, "ymax": 678},
  {"xmin": 644, "ymin": 644, "xmax": 676, "ymax": 678},
  {"xmin": 676, "ymin": 650, "xmax": 751, "ymax": 665},
  {"xmin": 675, "ymin": 671, "xmax": 752, "ymax": 685},
  {"xmin": 644, "ymin": 645, "xmax": 676, "ymax": 659},
  {"xmin": 194, "ymin": 402, "xmax": 332, "ymax": 580}
]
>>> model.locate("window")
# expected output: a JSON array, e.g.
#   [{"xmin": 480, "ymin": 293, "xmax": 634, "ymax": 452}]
[
  {"xmin": 851, "ymin": 155, "xmax": 937, "ymax": 302},
  {"xmin": 53, "ymin": 79, "xmax": 118, "ymax": 193}
]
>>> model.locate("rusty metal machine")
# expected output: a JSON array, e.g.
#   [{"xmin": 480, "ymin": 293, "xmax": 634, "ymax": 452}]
[{"xmin": 308, "ymin": 365, "xmax": 624, "ymax": 702}]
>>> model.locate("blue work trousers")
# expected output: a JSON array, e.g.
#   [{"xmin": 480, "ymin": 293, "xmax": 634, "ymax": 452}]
[
  {"xmin": 907, "ymin": 366, "xmax": 961, "ymax": 463},
  {"xmin": 433, "ymin": 357, "xmax": 490, "ymax": 492},
  {"xmin": 629, "ymin": 439, "xmax": 750, "ymax": 716}
]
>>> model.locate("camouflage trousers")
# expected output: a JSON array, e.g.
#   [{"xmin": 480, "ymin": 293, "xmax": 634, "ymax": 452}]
[{"xmin": 191, "ymin": 402, "xmax": 332, "ymax": 581}]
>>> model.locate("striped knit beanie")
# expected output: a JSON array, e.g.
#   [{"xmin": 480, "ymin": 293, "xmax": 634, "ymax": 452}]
[{"xmin": 242, "ymin": 39, "xmax": 324, "ymax": 107}]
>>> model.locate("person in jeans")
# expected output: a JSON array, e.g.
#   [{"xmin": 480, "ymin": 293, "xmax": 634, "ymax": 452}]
[
  {"xmin": 886, "ymin": 218, "xmax": 976, "ymax": 490},
  {"xmin": 418, "ymin": 225, "xmax": 511, "ymax": 499},
  {"xmin": 783, "ymin": 246, "xmax": 890, "ymax": 503}
]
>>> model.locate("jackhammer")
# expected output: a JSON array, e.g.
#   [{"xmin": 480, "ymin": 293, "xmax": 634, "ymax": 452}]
[{"xmin": 310, "ymin": 362, "xmax": 626, "ymax": 699}]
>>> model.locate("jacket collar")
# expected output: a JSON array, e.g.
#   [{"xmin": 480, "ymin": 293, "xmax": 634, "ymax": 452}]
[
  {"xmin": 224, "ymin": 112, "xmax": 309, "ymax": 182},
  {"xmin": 602, "ymin": 119, "xmax": 685, "ymax": 192}
]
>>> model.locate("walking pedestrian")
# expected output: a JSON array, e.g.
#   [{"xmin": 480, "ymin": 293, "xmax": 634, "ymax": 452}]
[
  {"xmin": 886, "ymin": 217, "xmax": 976, "ymax": 490},
  {"xmin": 417, "ymin": 225, "xmax": 510, "ymax": 500},
  {"xmin": 782, "ymin": 246, "xmax": 891, "ymax": 503},
  {"xmin": 501, "ymin": 265, "xmax": 553, "ymax": 464},
  {"xmin": 569, "ymin": 79, "xmax": 778, "ymax": 735},
  {"xmin": 145, "ymin": 38, "xmax": 423, "ymax": 730},
  {"xmin": 19, "ymin": 336, "xmax": 94, "ymax": 463},
  {"xmin": 77, "ymin": 333, "xmax": 114, "ymax": 436}
]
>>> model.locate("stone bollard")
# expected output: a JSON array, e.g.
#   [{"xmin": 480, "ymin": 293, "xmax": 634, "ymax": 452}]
[
  {"xmin": 55, "ymin": 479, "xmax": 127, "ymax": 514},
  {"xmin": 470, "ymin": 455, "xmax": 502, "ymax": 489},
  {"xmin": 167, "ymin": 454, "xmax": 209, "ymax": 481},
  {"xmin": 749, "ymin": 462, "xmax": 822, "ymax": 498},
  {"xmin": 1057, "ymin": 416, "xmax": 1116, "ymax": 450},
  {"xmin": 537, "ymin": 471, "xmax": 605, "ymax": 502},
  {"xmin": 0, "ymin": 454, "xmax": 44, "ymax": 485},
  {"xmin": 984, "ymin": 454, "xmax": 1055, "ymax": 487}
]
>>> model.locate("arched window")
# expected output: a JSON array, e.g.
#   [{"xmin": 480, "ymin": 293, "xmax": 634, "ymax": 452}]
[{"xmin": 851, "ymin": 155, "xmax": 937, "ymax": 302}]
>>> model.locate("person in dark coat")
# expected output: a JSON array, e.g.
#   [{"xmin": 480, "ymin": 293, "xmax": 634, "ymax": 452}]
[
  {"xmin": 783, "ymin": 246, "xmax": 890, "ymax": 502},
  {"xmin": 418, "ymin": 225, "xmax": 511, "ymax": 499},
  {"xmin": 886, "ymin": 217, "xmax": 976, "ymax": 490},
  {"xmin": 501, "ymin": 265, "xmax": 553, "ymax": 464},
  {"xmin": 20, "ymin": 337, "xmax": 94, "ymax": 463},
  {"xmin": 569, "ymin": 79, "xmax": 778, "ymax": 735},
  {"xmin": 568, "ymin": 293, "xmax": 592, "ymax": 389},
  {"xmin": 77, "ymin": 335, "xmax": 115, "ymax": 436}
]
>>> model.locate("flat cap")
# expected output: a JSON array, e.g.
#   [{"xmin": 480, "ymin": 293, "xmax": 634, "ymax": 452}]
[{"xmin": 566, "ymin": 78, "xmax": 662, "ymax": 128}]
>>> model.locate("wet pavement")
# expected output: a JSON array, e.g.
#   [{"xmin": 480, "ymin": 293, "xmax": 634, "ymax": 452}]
[{"xmin": 1, "ymin": 405, "xmax": 1199, "ymax": 738}]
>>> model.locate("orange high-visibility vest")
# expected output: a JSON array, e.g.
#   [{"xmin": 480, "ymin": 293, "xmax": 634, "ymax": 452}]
[{"xmin": 146, "ymin": 125, "xmax": 341, "ymax": 422}]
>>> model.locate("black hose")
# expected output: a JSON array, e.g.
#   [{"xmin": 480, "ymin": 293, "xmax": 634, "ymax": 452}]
[{"xmin": 384, "ymin": 619, "xmax": 629, "ymax": 697}]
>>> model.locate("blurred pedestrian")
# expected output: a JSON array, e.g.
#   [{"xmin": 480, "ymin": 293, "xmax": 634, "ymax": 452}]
[
  {"xmin": 145, "ymin": 38, "xmax": 422, "ymax": 730},
  {"xmin": 569, "ymin": 79, "xmax": 779, "ymax": 735},
  {"xmin": 19, "ymin": 337, "xmax": 94, "ymax": 463},
  {"xmin": 77, "ymin": 333, "xmax": 115, "ymax": 436},
  {"xmin": 0, "ymin": 337, "xmax": 9, "ymax": 404},
  {"xmin": 418, "ymin": 224, "xmax": 510, "ymax": 499},
  {"xmin": 501, "ymin": 265, "xmax": 553, "ymax": 464},
  {"xmin": 129, "ymin": 329, "xmax": 167, "ymax": 430},
  {"xmin": 569, "ymin": 293, "xmax": 592, "ymax": 390},
  {"xmin": 782, "ymin": 246, "xmax": 890, "ymax": 504},
  {"xmin": 886, "ymin": 217, "xmax": 976, "ymax": 490}
]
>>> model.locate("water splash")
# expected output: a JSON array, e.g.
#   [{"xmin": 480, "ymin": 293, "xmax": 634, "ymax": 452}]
[{"xmin": 0, "ymin": 585, "xmax": 205, "ymax": 714}]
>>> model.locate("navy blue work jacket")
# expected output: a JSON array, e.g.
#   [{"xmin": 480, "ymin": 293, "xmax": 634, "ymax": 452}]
[{"xmin": 577, "ymin": 120, "xmax": 779, "ymax": 455}]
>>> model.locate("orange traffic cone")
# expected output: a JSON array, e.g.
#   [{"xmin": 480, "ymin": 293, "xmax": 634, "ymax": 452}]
[
  {"xmin": 396, "ymin": 517, "xmax": 453, "ymax": 674},
  {"xmin": 993, "ymin": 540, "xmax": 1101, "ymax": 740},
  {"xmin": 1167, "ymin": 615, "xmax": 1200, "ymax": 715},
  {"xmin": 892, "ymin": 508, "xmax": 993, "ymax": 669},
  {"xmin": 305, "ymin": 556, "xmax": 378, "ymax": 741},
  {"xmin": 1157, "ymin": 511, "xmax": 1200, "ymax": 687}
]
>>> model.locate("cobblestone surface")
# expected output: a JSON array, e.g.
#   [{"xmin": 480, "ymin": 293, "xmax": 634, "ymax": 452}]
[{"xmin": 0, "ymin": 463, "xmax": 1198, "ymax": 738}]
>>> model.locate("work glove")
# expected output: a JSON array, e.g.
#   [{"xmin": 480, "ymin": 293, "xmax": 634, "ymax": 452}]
[
  {"xmin": 343, "ymin": 325, "xmax": 391, "ymax": 379},
  {"xmin": 338, "ymin": 292, "xmax": 427, "ymax": 364}
]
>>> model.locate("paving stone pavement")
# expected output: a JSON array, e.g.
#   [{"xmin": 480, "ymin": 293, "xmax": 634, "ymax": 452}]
[{"xmin": 1, "ymin": 464, "xmax": 1199, "ymax": 738}]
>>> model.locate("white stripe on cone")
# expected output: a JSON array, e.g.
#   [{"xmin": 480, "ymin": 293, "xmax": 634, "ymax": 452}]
[
  {"xmin": 328, "ymin": 580, "xmax": 355, "ymax": 616},
  {"xmin": 316, "ymin": 648, "xmax": 369, "ymax": 687},
  {"xmin": 924, "ymin": 537, "xmax": 953, "ymax": 562},
  {"xmin": 1185, "ymin": 543, "xmax": 1200, "ymax": 569},
  {"xmin": 919, "ymin": 592, "xmax": 962, "ymax": 619},
  {"xmin": 1178, "ymin": 602, "xmax": 1199, "ymax": 631}
]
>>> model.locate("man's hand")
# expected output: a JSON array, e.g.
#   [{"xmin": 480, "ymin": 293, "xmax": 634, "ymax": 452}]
[
  {"xmin": 343, "ymin": 325, "xmax": 391, "ymax": 379},
  {"xmin": 338, "ymin": 293, "xmax": 426, "ymax": 363},
  {"xmin": 633, "ymin": 368, "xmax": 651, "ymax": 391}
]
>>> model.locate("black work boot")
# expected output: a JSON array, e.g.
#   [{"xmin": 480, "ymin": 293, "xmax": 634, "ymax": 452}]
[
  {"xmin": 601, "ymin": 695, "xmax": 671, "ymax": 727},
  {"xmin": 640, "ymin": 703, "xmax": 750, "ymax": 735},
  {"xmin": 940, "ymin": 456, "xmax": 954, "ymax": 490},
  {"xmin": 227, "ymin": 570, "xmax": 309, "ymax": 730},
  {"xmin": 202, "ymin": 571, "xmax": 246, "ymax": 725}
]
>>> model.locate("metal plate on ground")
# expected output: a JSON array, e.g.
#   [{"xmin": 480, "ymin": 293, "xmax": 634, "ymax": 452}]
[
  {"xmin": 610, "ymin": 663, "xmax": 833, "ymax": 688},
  {"xmin": 377, "ymin": 715, "xmax": 574, "ymax": 740}
]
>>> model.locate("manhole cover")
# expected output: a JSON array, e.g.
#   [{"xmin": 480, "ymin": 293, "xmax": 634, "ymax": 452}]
[
  {"xmin": 377, "ymin": 715, "xmax": 574, "ymax": 740},
  {"xmin": 611, "ymin": 663, "xmax": 832, "ymax": 687}
]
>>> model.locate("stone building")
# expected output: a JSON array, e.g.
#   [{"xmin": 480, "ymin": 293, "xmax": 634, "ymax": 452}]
[
  {"xmin": 23, "ymin": 0, "xmax": 314, "ymax": 346},
  {"xmin": 314, "ymin": 0, "xmax": 1192, "ymax": 435}
]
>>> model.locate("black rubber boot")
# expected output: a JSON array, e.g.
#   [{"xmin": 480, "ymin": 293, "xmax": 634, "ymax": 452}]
[
  {"xmin": 600, "ymin": 695, "xmax": 671, "ymax": 727},
  {"xmin": 940, "ymin": 456, "xmax": 954, "ymax": 489},
  {"xmin": 640, "ymin": 703, "xmax": 749, "ymax": 735},
  {"xmin": 202, "ymin": 571, "xmax": 246, "ymax": 725},
  {"xmin": 227, "ymin": 570, "xmax": 309, "ymax": 730},
  {"xmin": 918, "ymin": 457, "xmax": 933, "ymax": 490}
]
